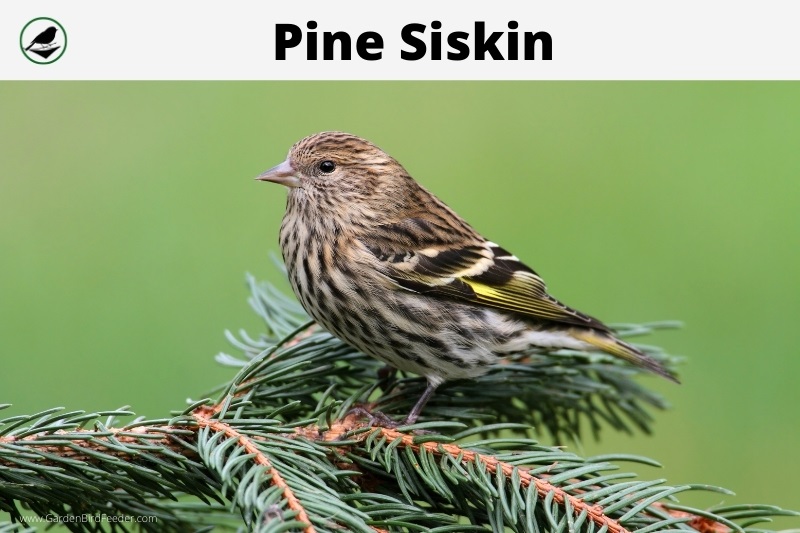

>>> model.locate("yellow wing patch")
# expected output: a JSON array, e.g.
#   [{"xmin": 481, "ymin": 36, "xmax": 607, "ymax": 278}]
[{"xmin": 462, "ymin": 277, "xmax": 583, "ymax": 323}]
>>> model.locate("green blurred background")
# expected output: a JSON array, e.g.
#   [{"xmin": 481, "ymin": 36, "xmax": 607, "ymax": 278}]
[{"xmin": 1, "ymin": 83, "xmax": 798, "ymax": 525}]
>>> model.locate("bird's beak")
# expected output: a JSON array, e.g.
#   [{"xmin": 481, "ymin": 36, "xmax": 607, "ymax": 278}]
[{"xmin": 255, "ymin": 159, "xmax": 301, "ymax": 188}]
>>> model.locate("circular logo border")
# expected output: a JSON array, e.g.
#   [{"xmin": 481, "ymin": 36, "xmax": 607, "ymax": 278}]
[{"xmin": 20, "ymin": 17, "xmax": 67, "ymax": 65}]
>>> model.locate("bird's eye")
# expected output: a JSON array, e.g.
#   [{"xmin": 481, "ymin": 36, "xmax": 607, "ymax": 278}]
[{"xmin": 319, "ymin": 160, "xmax": 336, "ymax": 174}]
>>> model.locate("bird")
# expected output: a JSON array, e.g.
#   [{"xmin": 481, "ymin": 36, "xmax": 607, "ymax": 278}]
[
  {"xmin": 257, "ymin": 131, "xmax": 677, "ymax": 425},
  {"xmin": 24, "ymin": 26, "xmax": 57, "ymax": 51}
]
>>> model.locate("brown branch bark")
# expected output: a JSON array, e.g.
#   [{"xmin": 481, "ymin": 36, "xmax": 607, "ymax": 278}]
[
  {"xmin": 651, "ymin": 503, "xmax": 731, "ymax": 533},
  {"xmin": 0, "ymin": 425, "xmax": 190, "ymax": 464},
  {"xmin": 317, "ymin": 413, "xmax": 630, "ymax": 533},
  {"xmin": 192, "ymin": 406, "xmax": 316, "ymax": 533},
  {"xmin": 0, "ymin": 411, "xmax": 728, "ymax": 533}
]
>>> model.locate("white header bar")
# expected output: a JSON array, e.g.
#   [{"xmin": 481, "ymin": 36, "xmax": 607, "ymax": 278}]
[{"xmin": 2, "ymin": 1, "xmax": 798, "ymax": 80}]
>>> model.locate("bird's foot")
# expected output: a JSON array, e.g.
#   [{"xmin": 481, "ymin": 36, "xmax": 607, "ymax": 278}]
[
  {"xmin": 347, "ymin": 406, "xmax": 435, "ymax": 434},
  {"xmin": 347, "ymin": 405, "xmax": 402, "ymax": 429}
]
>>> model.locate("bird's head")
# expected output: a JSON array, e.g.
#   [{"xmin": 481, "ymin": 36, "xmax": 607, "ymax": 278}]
[{"xmin": 257, "ymin": 132, "xmax": 420, "ymax": 219}]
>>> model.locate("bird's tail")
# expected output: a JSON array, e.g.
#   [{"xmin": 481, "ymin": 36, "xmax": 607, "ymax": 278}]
[{"xmin": 571, "ymin": 329, "xmax": 679, "ymax": 383}]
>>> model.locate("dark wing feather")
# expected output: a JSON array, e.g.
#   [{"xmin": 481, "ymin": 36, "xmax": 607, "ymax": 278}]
[{"xmin": 361, "ymin": 217, "xmax": 611, "ymax": 332}]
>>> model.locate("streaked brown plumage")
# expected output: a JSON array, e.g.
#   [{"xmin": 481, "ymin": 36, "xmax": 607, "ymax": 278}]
[{"xmin": 257, "ymin": 132, "xmax": 677, "ymax": 424}]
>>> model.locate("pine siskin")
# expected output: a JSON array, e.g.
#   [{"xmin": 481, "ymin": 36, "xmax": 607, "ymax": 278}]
[{"xmin": 257, "ymin": 132, "xmax": 677, "ymax": 424}]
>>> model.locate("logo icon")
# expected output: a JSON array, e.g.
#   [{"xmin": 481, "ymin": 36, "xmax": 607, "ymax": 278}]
[{"xmin": 20, "ymin": 18, "xmax": 67, "ymax": 64}]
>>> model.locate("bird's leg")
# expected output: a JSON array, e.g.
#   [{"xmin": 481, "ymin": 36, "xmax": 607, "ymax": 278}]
[
  {"xmin": 347, "ymin": 380, "xmax": 440, "ymax": 428},
  {"xmin": 377, "ymin": 364, "xmax": 398, "ymax": 392},
  {"xmin": 377, "ymin": 364, "xmax": 397, "ymax": 381},
  {"xmin": 402, "ymin": 381, "xmax": 439, "ymax": 425}
]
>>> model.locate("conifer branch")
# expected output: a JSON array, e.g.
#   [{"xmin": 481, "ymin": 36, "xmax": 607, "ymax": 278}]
[
  {"xmin": 0, "ymin": 274, "xmax": 796, "ymax": 532},
  {"xmin": 310, "ymin": 413, "xmax": 629, "ymax": 533},
  {"xmin": 192, "ymin": 406, "xmax": 316, "ymax": 533}
]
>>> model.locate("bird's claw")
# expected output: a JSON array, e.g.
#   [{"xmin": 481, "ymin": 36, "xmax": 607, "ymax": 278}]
[
  {"xmin": 347, "ymin": 406, "xmax": 402, "ymax": 429},
  {"xmin": 347, "ymin": 406, "xmax": 436, "ymax": 435}
]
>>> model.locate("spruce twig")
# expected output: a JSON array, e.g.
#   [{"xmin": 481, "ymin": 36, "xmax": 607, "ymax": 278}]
[{"xmin": 0, "ymin": 275, "xmax": 796, "ymax": 532}]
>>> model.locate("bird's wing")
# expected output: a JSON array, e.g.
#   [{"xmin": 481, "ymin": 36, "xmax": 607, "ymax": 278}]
[{"xmin": 360, "ymin": 217, "xmax": 611, "ymax": 332}]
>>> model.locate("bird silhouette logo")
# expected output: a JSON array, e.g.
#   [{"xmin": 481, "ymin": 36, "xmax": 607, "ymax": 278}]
[{"xmin": 20, "ymin": 18, "xmax": 67, "ymax": 64}]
